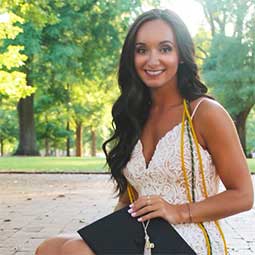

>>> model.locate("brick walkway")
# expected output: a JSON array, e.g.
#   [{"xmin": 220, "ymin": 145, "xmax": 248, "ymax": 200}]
[{"xmin": 0, "ymin": 173, "xmax": 254, "ymax": 255}]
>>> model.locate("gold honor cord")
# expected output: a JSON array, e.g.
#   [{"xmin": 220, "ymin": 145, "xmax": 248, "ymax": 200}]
[
  {"xmin": 126, "ymin": 98, "xmax": 227, "ymax": 255},
  {"xmin": 127, "ymin": 183, "xmax": 135, "ymax": 203},
  {"xmin": 182, "ymin": 99, "xmax": 227, "ymax": 255},
  {"xmin": 181, "ymin": 104, "xmax": 212, "ymax": 255}
]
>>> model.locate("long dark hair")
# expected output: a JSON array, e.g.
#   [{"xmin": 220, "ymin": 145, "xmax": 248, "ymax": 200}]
[{"xmin": 102, "ymin": 9, "xmax": 213, "ymax": 197}]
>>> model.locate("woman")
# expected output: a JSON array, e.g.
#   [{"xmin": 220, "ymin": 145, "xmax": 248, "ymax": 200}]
[{"xmin": 35, "ymin": 8, "xmax": 253, "ymax": 255}]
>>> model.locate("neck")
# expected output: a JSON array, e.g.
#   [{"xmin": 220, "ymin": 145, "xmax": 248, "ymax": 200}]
[{"xmin": 149, "ymin": 83, "xmax": 183, "ymax": 111}]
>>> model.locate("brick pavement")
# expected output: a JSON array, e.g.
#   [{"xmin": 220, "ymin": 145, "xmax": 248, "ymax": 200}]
[{"xmin": 0, "ymin": 173, "xmax": 254, "ymax": 255}]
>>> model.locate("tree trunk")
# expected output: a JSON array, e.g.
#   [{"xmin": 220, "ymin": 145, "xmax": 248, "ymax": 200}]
[
  {"xmin": 91, "ymin": 129, "xmax": 96, "ymax": 156},
  {"xmin": 45, "ymin": 137, "xmax": 50, "ymax": 156},
  {"xmin": 234, "ymin": 107, "xmax": 253, "ymax": 156},
  {"xmin": 66, "ymin": 83, "xmax": 71, "ymax": 157},
  {"xmin": 76, "ymin": 121, "xmax": 83, "ymax": 157},
  {"xmin": 200, "ymin": 2, "xmax": 216, "ymax": 36},
  {"xmin": 44, "ymin": 114, "xmax": 50, "ymax": 156},
  {"xmin": 14, "ymin": 94, "xmax": 39, "ymax": 155},
  {"xmin": 0, "ymin": 137, "xmax": 3, "ymax": 156},
  {"xmin": 54, "ymin": 140, "xmax": 57, "ymax": 156},
  {"xmin": 66, "ymin": 120, "xmax": 70, "ymax": 156}
]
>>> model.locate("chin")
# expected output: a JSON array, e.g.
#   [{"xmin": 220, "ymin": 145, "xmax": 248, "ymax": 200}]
[{"xmin": 143, "ymin": 81, "xmax": 168, "ymax": 89}]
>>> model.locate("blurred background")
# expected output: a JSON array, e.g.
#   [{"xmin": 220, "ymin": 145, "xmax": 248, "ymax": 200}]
[{"xmin": 0, "ymin": 0, "xmax": 254, "ymax": 172}]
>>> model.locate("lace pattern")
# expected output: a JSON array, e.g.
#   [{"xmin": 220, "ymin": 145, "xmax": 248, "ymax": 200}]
[{"xmin": 123, "ymin": 120, "xmax": 225, "ymax": 254}]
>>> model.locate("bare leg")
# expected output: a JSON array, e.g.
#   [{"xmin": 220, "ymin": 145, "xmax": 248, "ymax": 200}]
[
  {"xmin": 35, "ymin": 235, "xmax": 70, "ymax": 255},
  {"xmin": 35, "ymin": 233, "xmax": 95, "ymax": 255},
  {"xmin": 60, "ymin": 237, "xmax": 96, "ymax": 255}
]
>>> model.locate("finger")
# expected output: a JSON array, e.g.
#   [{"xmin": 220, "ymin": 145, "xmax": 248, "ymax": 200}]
[
  {"xmin": 130, "ymin": 204, "xmax": 157, "ymax": 218},
  {"xmin": 138, "ymin": 210, "xmax": 162, "ymax": 222},
  {"xmin": 131, "ymin": 196, "xmax": 152, "ymax": 211},
  {"xmin": 131, "ymin": 195, "xmax": 162, "ymax": 211}
]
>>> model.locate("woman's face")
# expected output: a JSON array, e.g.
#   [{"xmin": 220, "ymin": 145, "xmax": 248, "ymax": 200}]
[{"xmin": 134, "ymin": 19, "xmax": 180, "ymax": 90}]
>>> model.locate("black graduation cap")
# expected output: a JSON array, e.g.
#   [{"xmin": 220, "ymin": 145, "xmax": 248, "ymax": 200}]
[{"xmin": 77, "ymin": 205, "xmax": 196, "ymax": 255}]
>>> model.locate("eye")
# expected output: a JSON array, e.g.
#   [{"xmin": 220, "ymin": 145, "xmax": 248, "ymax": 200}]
[
  {"xmin": 136, "ymin": 47, "xmax": 147, "ymax": 54},
  {"xmin": 160, "ymin": 46, "xmax": 172, "ymax": 53}
]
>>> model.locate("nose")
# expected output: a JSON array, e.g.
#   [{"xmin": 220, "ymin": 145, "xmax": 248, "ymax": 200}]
[{"xmin": 147, "ymin": 50, "xmax": 160, "ymax": 66}]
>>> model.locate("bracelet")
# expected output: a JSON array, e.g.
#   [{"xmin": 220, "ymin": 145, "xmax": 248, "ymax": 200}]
[{"xmin": 186, "ymin": 203, "xmax": 193, "ymax": 223}]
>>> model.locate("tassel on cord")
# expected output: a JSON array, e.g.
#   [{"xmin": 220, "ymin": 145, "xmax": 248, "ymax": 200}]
[
  {"xmin": 128, "ymin": 184, "xmax": 155, "ymax": 254},
  {"xmin": 143, "ymin": 223, "xmax": 154, "ymax": 255}
]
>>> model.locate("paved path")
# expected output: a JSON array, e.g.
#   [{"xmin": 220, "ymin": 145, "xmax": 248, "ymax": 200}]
[{"xmin": 0, "ymin": 174, "xmax": 254, "ymax": 255}]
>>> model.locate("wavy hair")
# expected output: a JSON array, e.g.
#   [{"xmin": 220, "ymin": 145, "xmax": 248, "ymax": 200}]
[{"xmin": 102, "ymin": 9, "xmax": 213, "ymax": 197}]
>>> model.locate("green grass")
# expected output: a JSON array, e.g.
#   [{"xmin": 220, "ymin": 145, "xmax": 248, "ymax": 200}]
[
  {"xmin": 0, "ymin": 156, "xmax": 254, "ymax": 173},
  {"xmin": 0, "ymin": 156, "xmax": 107, "ymax": 173},
  {"xmin": 247, "ymin": 159, "xmax": 255, "ymax": 173}
]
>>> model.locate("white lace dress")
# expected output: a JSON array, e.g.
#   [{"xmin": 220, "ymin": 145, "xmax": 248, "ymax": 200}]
[{"xmin": 123, "ymin": 100, "xmax": 226, "ymax": 254}]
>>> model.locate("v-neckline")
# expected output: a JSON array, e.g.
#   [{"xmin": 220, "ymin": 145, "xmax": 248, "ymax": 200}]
[{"xmin": 138, "ymin": 121, "xmax": 186, "ymax": 170}]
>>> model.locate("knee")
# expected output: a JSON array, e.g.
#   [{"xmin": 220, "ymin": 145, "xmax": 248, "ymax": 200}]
[
  {"xmin": 60, "ymin": 240, "xmax": 76, "ymax": 255},
  {"xmin": 35, "ymin": 240, "xmax": 49, "ymax": 255},
  {"xmin": 60, "ymin": 239, "xmax": 95, "ymax": 255},
  {"xmin": 35, "ymin": 237, "xmax": 63, "ymax": 255}
]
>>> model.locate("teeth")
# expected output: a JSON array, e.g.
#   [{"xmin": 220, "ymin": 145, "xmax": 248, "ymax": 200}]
[{"xmin": 146, "ymin": 70, "xmax": 164, "ymax": 76}]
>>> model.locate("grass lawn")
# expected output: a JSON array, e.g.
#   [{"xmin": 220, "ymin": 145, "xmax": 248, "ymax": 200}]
[
  {"xmin": 0, "ymin": 157, "xmax": 254, "ymax": 173},
  {"xmin": 247, "ymin": 159, "xmax": 255, "ymax": 173},
  {"xmin": 0, "ymin": 156, "xmax": 107, "ymax": 173}
]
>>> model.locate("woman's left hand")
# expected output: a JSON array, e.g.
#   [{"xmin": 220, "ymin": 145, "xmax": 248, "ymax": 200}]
[{"xmin": 128, "ymin": 195, "xmax": 185, "ymax": 224}]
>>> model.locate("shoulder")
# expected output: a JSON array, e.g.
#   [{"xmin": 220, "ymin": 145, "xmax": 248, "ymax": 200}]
[
  {"xmin": 190, "ymin": 96, "xmax": 225, "ymax": 115},
  {"xmin": 189, "ymin": 97, "xmax": 252, "ymax": 200},
  {"xmin": 189, "ymin": 96, "xmax": 237, "ymax": 153},
  {"xmin": 190, "ymin": 97, "xmax": 235, "ymax": 133}
]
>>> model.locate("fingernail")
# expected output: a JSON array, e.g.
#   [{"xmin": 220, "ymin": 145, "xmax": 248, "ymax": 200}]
[
  {"xmin": 129, "ymin": 203, "xmax": 134, "ymax": 208},
  {"xmin": 128, "ymin": 208, "xmax": 133, "ymax": 213},
  {"xmin": 131, "ymin": 212, "xmax": 136, "ymax": 217},
  {"xmin": 138, "ymin": 217, "xmax": 142, "ymax": 222}
]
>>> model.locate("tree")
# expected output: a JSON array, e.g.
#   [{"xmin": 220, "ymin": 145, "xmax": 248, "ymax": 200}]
[
  {"xmin": 36, "ymin": 1, "xmax": 143, "ymax": 156},
  {"xmin": 0, "ymin": 11, "xmax": 34, "ymax": 101},
  {"xmin": 2, "ymin": 0, "xmax": 143, "ymax": 155},
  {"xmin": 2, "ymin": 1, "xmax": 163, "ymax": 156},
  {"xmin": 70, "ymin": 74, "xmax": 118, "ymax": 157},
  {"xmin": 34, "ymin": 93, "xmax": 70, "ymax": 156},
  {"xmin": 0, "ymin": 10, "xmax": 36, "ymax": 156},
  {"xmin": 196, "ymin": 0, "xmax": 255, "ymax": 155},
  {"xmin": 1, "ymin": 0, "xmax": 61, "ymax": 155},
  {"xmin": 193, "ymin": 26, "xmax": 211, "ymax": 68},
  {"xmin": 0, "ymin": 103, "xmax": 18, "ymax": 156}
]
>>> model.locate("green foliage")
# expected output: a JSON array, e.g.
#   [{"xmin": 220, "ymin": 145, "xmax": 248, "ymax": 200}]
[
  {"xmin": 197, "ymin": 0, "xmax": 255, "ymax": 117},
  {"xmin": 0, "ymin": 11, "xmax": 35, "ymax": 100},
  {"xmin": 0, "ymin": 12, "xmax": 23, "ymax": 39},
  {"xmin": 1, "ymin": 0, "xmax": 161, "ymax": 155},
  {"xmin": 32, "ymin": 1, "xmax": 143, "ymax": 153},
  {"xmin": 193, "ymin": 27, "xmax": 211, "ymax": 68},
  {"xmin": 0, "ymin": 101, "xmax": 18, "ymax": 153},
  {"xmin": 247, "ymin": 107, "xmax": 255, "ymax": 152},
  {"xmin": 202, "ymin": 34, "xmax": 255, "ymax": 116},
  {"xmin": 34, "ymin": 93, "xmax": 73, "ymax": 152},
  {"xmin": 1, "ymin": 0, "xmax": 61, "ymax": 28}
]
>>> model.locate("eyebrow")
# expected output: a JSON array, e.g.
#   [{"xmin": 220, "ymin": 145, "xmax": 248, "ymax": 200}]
[{"xmin": 135, "ymin": 40, "xmax": 174, "ymax": 46}]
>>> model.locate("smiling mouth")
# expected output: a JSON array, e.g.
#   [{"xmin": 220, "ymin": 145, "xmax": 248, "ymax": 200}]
[{"xmin": 144, "ymin": 69, "xmax": 165, "ymax": 76}]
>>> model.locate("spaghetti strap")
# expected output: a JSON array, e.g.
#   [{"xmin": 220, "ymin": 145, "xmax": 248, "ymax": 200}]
[{"xmin": 191, "ymin": 98, "xmax": 207, "ymax": 120}]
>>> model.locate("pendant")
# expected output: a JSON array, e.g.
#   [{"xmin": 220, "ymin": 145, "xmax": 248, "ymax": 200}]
[{"xmin": 144, "ymin": 233, "xmax": 155, "ymax": 255}]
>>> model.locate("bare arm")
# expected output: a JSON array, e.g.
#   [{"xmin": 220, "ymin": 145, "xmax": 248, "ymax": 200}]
[
  {"xmin": 113, "ymin": 186, "xmax": 138, "ymax": 212},
  {"xmin": 180, "ymin": 99, "xmax": 254, "ymax": 223}
]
